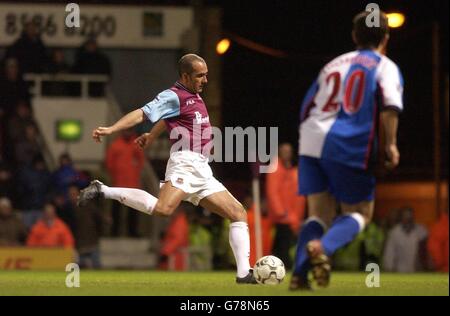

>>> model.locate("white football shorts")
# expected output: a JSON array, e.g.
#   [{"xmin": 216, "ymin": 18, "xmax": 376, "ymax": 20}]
[{"xmin": 161, "ymin": 150, "xmax": 226, "ymax": 205}]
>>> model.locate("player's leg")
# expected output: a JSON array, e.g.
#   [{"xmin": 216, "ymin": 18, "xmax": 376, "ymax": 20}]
[
  {"xmin": 340, "ymin": 200, "xmax": 374, "ymax": 224},
  {"xmin": 290, "ymin": 192, "xmax": 335, "ymax": 290},
  {"xmin": 78, "ymin": 180, "xmax": 187, "ymax": 217},
  {"xmin": 153, "ymin": 181, "xmax": 188, "ymax": 216},
  {"xmin": 307, "ymin": 192, "xmax": 337, "ymax": 227},
  {"xmin": 199, "ymin": 190, "xmax": 256, "ymax": 283},
  {"xmin": 317, "ymin": 200, "xmax": 373, "ymax": 256},
  {"xmin": 290, "ymin": 156, "xmax": 335, "ymax": 290},
  {"xmin": 306, "ymin": 160, "xmax": 375, "ymax": 287}
]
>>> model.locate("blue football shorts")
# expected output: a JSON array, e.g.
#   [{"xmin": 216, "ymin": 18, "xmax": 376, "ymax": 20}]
[{"xmin": 298, "ymin": 155, "xmax": 375, "ymax": 204}]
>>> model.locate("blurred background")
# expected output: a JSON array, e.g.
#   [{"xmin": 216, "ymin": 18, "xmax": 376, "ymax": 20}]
[{"xmin": 0, "ymin": 0, "xmax": 448, "ymax": 274}]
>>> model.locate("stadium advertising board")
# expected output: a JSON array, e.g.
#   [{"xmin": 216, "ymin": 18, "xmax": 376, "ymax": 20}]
[
  {"xmin": 0, "ymin": 248, "xmax": 74, "ymax": 270},
  {"xmin": 0, "ymin": 3, "xmax": 193, "ymax": 48}
]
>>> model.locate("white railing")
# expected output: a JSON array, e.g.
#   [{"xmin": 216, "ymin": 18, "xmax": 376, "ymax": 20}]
[{"xmin": 24, "ymin": 73, "xmax": 109, "ymax": 99}]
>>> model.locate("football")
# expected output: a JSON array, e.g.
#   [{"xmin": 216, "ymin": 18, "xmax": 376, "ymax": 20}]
[{"xmin": 253, "ymin": 255, "xmax": 286, "ymax": 285}]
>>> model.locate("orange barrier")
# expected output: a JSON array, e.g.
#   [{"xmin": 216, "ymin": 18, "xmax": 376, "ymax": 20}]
[{"xmin": 375, "ymin": 181, "xmax": 448, "ymax": 229}]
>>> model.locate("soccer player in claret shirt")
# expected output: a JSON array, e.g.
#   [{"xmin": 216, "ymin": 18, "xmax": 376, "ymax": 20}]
[
  {"xmin": 290, "ymin": 11, "xmax": 403, "ymax": 290},
  {"xmin": 78, "ymin": 54, "xmax": 257, "ymax": 284}
]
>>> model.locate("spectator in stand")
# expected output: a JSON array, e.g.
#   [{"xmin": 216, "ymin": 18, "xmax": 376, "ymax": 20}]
[
  {"xmin": 187, "ymin": 207, "xmax": 214, "ymax": 271},
  {"xmin": 0, "ymin": 58, "xmax": 31, "ymax": 161},
  {"xmin": 48, "ymin": 48, "xmax": 70, "ymax": 74},
  {"xmin": 26, "ymin": 202, "xmax": 74, "ymax": 248},
  {"xmin": 7, "ymin": 100, "xmax": 35, "ymax": 144},
  {"xmin": 382, "ymin": 208, "xmax": 401, "ymax": 233},
  {"xmin": 0, "ymin": 130, "xmax": 3, "ymax": 162},
  {"xmin": 0, "ymin": 197, "xmax": 27, "ymax": 246},
  {"xmin": 0, "ymin": 163, "xmax": 17, "ymax": 204},
  {"xmin": 68, "ymin": 185, "xmax": 104, "ymax": 269},
  {"xmin": 427, "ymin": 209, "xmax": 449, "ymax": 272},
  {"xmin": 0, "ymin": 58, "xmax": 30, "ymax": 117},
  {"xmin": 72, "ymin": 37, "xmax": 111, "ymax": 76},
  {"xmin": 4, "ymin": 21, "xmax": 49, "ymax": 74},
  {"xmin": 17, "ymin": 155, "xmax": 51, "ymax": 229},
  {"xmin": 52, "ymin": 191, "xmax": 76, "ymax": 234},
  {"xmin": 45, "ymin": 48, "xmax": 71, "ymax": 96},
  {"xmin": 52, "ymin": 153, "xmax": 88, "ymax": 203},
  {"xmin": 105, "ymin": 128, "xmax": 145, "ymax": 237},
  {"xmin": 14, "ymin": 123, "xmax": 42, "ymax": 167},
  {"xmin": 383, "ymin": 207, "xmax": 428, "ymax": 272},
  {"xmin": 158, "ymin": 207, "xmax": 189, "ymax": 271},
  {"xmin": 266, "ymin": 143, "xmax": 306, "ymax": 269},
  {"xmin": 72, "ymin": 37, "xmax": 111, "ymax": 97}
]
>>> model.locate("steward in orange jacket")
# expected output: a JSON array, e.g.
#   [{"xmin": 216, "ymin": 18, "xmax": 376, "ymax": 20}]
[
  {"xmin": 26, "ymin": 203, "xmax": 74, "ymax": 248},
  {"xmin": 106, "ymin": 129, "xmax": 145, "ymax": 237},
  {"xmin": 106, "ymin": 129, "xmax": 145, "ymax": 188},
  {"xmin": 265, "ymin": 143, "xmax": 306, "ymax": 269},
  {"xmin": 158, "ymin": 210, "xmax": 189, "ymax": 270},
  {"xmin": 427, "ymin": 211, "xmax": 449, "ymax": 272}
]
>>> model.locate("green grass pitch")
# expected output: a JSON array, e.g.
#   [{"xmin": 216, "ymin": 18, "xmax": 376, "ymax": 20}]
[{"xmin": 0, "ymin": 271, "xmax": 448, "ymax": 296}]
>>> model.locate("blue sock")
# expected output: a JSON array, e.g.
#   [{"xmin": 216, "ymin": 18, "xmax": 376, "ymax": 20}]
[
  {"xmin": 293, "ymin": 218, "xmax": 325, "ymax": 277},
  {"xmin": 321, "ymin": 214, "xmax": 363, "ymax": 256}
]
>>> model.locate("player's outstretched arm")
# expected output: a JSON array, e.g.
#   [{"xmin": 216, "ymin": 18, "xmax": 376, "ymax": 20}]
[
  {"xmin": 134, "ymin": 120, "xmax": 166, "ymax": 149},
  {"xmin": 381, "ymin": 109, "xmax": 400, "ymax": 170},
  {"xmin": 92, "ymin": 109, "xmax": 146, "ymax": 143}
]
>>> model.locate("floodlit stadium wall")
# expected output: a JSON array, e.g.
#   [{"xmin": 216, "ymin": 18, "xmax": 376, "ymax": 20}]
[{"xmin": 32, "ymin": 94, "xmax": 109, "ymax": 170}]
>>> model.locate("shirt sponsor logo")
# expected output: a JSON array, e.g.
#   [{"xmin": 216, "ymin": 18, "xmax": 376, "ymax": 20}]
[{"xmin": 194, "ymin": 111, "xmax": 210, "ymax": 124}]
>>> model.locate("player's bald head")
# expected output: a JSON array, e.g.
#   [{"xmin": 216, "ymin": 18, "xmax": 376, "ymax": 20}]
[
  {"xmin": 352, "ymin": 11, "xmax": 389, "ymax": 49},
  {"xmin": 178, "ymin": 54, "xmax": 206, "ymax": 76}
]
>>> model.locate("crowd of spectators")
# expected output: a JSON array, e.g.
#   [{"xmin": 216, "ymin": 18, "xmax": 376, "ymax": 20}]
[{"xmin": 0, "ymin": 21, "xmax": 110, "ymax": 268}]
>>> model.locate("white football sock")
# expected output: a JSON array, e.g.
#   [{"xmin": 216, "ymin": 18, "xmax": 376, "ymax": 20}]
[
  {"xmin": 101, "ymin": 185, "xmax": 157, "ymax": 215},
  {"xmin": 229, "ymin": 221, "xmax": 251, "ymax": 278}
]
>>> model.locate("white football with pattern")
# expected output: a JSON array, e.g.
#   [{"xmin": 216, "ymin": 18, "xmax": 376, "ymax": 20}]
[{"xmin": 253, "ymin": 255, "xmax": 286, "ymax": 285}]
